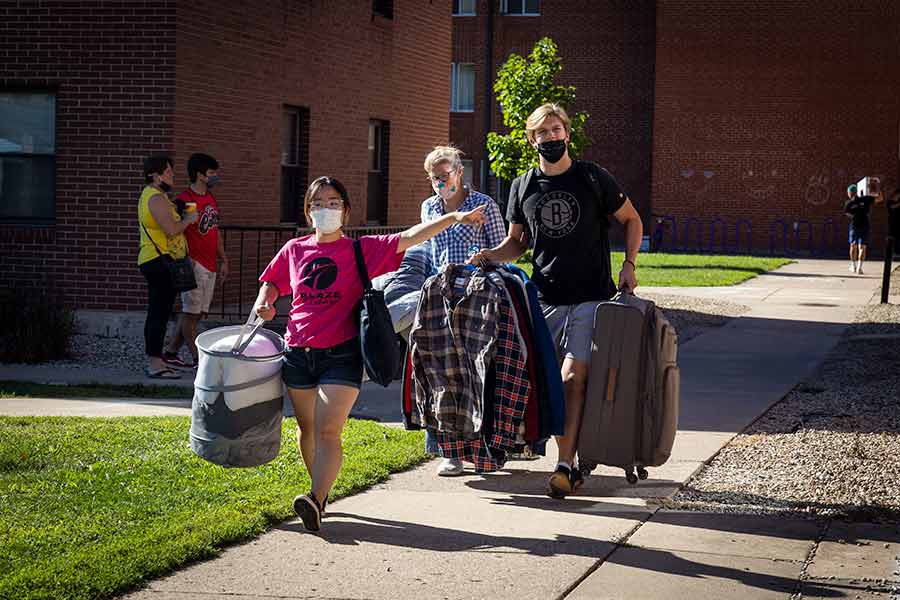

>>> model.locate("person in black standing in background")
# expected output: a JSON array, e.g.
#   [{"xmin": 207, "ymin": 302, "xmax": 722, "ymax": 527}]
[{"xmin": 844, "ymin": 183, "xmax": 883, "ymax": 275}]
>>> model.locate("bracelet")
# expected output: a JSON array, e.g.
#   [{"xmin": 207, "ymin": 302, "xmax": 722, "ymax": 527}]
[{"xmin": 623, "ymin": 259, "xmax": 636, "ymax": 270}]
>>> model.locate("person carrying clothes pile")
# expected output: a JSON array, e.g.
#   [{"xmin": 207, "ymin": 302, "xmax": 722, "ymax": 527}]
[{"xmin": 470, "ymin": 103, "xmax": 644, "ymax": 498}]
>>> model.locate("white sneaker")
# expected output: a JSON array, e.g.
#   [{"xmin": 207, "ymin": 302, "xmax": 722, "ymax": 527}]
[
  {"xmin": 436, "ymin": 458, "xmax": 464, "ymax": 476},
  {"xmin": 850, "ymin": 262, "xmax": 857, "ymax": 273},
  {"xmin": 857, "ymin": 263, "xmax": 864, "ymax": 275}
]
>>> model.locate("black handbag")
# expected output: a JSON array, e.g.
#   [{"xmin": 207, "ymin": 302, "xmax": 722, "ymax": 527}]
[
  {"xmin": 141, "ymin": 220, "xmax": 198, "ymax": 293},
  {"xmin": 352, "ymin": 239, "xmax": 406, "ymax": 387}
]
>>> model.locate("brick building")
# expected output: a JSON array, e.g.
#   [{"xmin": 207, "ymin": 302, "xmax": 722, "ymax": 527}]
[
  {"xmin": 451, "ymin": 0, "xmax": 899, "ymax": 255},
  {"xmin": 2, "ymin": 0, "xmax": 899, "ymax": 326},
  {"xmin": 652, "ymin": 1, "xmax": 900, "ymax": 254},
  {"xmin": 0, "ymin": 0, "xmax": 450, "ymax": 318},
  {"xmin": 449, "ymin": 0, "xmax": 657, "ymax": 230}
]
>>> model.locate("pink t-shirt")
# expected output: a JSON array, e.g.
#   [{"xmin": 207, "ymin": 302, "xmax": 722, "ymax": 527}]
[{"xmin": 259, "ymin": 234, "xmax": 404, "ymax": 348}]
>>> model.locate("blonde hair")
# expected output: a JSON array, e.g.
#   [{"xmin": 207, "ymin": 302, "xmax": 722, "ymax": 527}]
[
  {"xmin": 423, "ymin": 145, "xmax": 464, "ymax": 176},
  {"xmin": 525, "ymin": 103, "xmax": 571, "ymax": 144}
]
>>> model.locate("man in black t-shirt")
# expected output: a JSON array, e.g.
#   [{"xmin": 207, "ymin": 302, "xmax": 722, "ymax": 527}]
[
  {"xmin": 471, "ymin": 103, "xmax": 643, "ymax": 499},
  {"xmin": 843, "ymin": 183, "xmax": 883, "ymax": 274}
]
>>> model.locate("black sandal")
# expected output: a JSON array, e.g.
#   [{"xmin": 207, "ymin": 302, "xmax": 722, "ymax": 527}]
[{"xmin": 293, "ymin": 494, "xmax": 322, "ymax": 532}]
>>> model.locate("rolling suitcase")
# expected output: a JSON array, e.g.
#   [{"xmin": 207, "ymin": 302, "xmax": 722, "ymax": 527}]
[{"xmin": 577, "ymin": 292, "xmax": 679, "ymax": 483}]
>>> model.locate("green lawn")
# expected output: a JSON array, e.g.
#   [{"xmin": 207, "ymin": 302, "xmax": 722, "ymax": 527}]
[
  {"xmin": 514, "ymin": 252, "xmax": 791, "ymax": 287},
  {"xmin": 0, "ymin": 381, "xmax": 192, "ymax": 400},
  {"xmin": 0, "ymin": 416, "xmax": 428, "ymax": 600}
]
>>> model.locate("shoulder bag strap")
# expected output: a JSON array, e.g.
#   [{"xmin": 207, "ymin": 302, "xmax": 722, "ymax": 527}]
[
  {"xmin": 140, "ymin": 197, "xmax": 167, "ymax": 258},
  {"xmin": 352, "ymin": 238, "xmax": 372, "ymax": 290},
  {"xmin": 578, "ymin": 160, "xmax": 612, "ymax": 228},
  {"xmin": 517, "ymin": 167, "xmax": 537, "ymax": 206}
]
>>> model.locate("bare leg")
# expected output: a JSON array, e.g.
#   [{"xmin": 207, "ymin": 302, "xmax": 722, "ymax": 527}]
[
  {"xmin": 183, "ymin": 313, "xmax": 202, "ymax": 361},
  {"xmin": 288, "ymin": 387, "xmax": 318, "ymax": 474},
  {"xmin": 554, "ymin": 357, "xmax": 589, "ymax": 464},
  {"xmin": 310, "ymin": 384, "xmax": 360, "ymax": 504},
  {"xmin": 850, "ymin": 243, "xmax": 859, "ymax": 263},
  {"xmin": 167, "ymin": 313, "xmax": 186, "ymax": 355},
  {"xmin": 858, "ymin": 244, "xmax": 867, "ymax": 264}
]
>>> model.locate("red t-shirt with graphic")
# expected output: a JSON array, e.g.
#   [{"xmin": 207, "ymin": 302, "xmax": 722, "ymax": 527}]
[
  {"xmin": 177, "ymin": 187, "xmax": 220, "ymax": 272},
  {"xmin": 259, "ymin": 234, "xmax": 404, "ymax": 348}
]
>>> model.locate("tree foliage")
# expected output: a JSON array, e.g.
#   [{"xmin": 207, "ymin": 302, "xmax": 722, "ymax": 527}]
[{"xmin": 487, "ymin": 37, "xmax": 590, "ymax": 181}]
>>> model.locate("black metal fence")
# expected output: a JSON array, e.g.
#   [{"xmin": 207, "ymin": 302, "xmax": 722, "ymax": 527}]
[
  {"xmin": 210, "ymin": 225, "xmax": 406, "ymax": 321},
  {"xmin": 650, "ymin": 214, "xmax": 857, "ymax": 257}
]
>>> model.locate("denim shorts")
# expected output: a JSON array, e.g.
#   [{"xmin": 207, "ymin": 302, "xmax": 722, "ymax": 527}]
[
  {"xmin": 849, "ymin": 225, "xmax": 869, "ymax": 245},
  {"xmin": 282, "ymin": 337, "xmax": 364, "ymax": 390}
]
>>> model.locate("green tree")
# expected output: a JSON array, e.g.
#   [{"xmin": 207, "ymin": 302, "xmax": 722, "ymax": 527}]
[{"xmin": 487, "ymin": 37, "xmax": 590, "ymax": 182}]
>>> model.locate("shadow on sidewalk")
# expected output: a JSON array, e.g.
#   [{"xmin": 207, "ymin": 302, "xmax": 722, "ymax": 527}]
[
  {"xmin": 278, "ymin": 511, "xmax": 844, "ymax": 598},
  {"xmin": 464, "ymin": 468, "xmax": 684, "ymax": 500}
]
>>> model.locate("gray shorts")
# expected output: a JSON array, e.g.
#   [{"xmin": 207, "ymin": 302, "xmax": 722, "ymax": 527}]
[{"xmin": 541, "ymin": 301, "xmax": 601, "ymax": 364}]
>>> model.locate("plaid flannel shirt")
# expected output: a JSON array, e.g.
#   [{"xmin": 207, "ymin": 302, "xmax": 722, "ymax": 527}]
[
  {"xmin": 420, "ymin": 190, "xmax": 507, "ymax": 272},
  {"xmin": 437, "ymin": 273, "xmax": 531, "ymax": 472},
  {"xmin": 409, "ymin": 265, "xmax": 504, "ymax": 435}
]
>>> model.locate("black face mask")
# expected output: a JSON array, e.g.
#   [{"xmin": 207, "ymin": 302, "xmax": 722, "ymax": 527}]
[
  {"xmin": 537, "ymin": 139, "xmax": 567, "ymax": 164},
  {"xmin": 158, "ymin": 181, "xmax": 171, "ymax": 193}
]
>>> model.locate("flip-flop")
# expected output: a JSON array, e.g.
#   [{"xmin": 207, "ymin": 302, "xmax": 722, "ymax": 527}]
[{"xmin": 145, "ymin": 367, "xmax": 182, "ymax": 379}]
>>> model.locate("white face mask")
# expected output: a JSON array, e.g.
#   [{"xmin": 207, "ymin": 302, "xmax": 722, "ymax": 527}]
[{"xmin": 309, "ymin": 208, "xmax": 344, "ymax": 233}]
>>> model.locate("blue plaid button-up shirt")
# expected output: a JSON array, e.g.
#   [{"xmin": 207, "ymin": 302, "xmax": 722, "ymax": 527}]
[{"xmin": 420, "ymin": 189, "xmax": 506, "ymax": 273}]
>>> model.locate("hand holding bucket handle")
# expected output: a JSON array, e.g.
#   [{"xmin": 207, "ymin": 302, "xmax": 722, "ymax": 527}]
[{"xmin": 231, "ymin": 310, "xmax": 266, "ymax": 356}]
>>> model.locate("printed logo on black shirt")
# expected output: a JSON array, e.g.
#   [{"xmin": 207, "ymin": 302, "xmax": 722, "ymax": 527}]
[
  {"xmin": 536, "ymin": 190, "xmax": 580, "ymax": 238},
  {"xmin": 301, "ymin": 258, "xmax": 338, "ymax": 290}
]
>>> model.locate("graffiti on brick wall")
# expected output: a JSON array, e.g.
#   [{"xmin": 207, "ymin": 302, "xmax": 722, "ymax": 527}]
[
  {"xmin": 742, "ymin": 165, "xmax": 778, "ymax": 201},
  {"xmin": 804, "ymin": 169, "xmax": 896, "ymax": 207},
  {"xmin": 804, "ymin": 175, "xmax": 831, "ymax": 206},
  {"xmin": 678, "ymin": 167, "xmax": 715, "ymax": 196}
]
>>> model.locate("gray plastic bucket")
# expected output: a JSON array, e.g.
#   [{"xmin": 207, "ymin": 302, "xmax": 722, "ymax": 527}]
[{"xmin": 189, "ymin": 315, "xmax": 285, "ymax": 468}]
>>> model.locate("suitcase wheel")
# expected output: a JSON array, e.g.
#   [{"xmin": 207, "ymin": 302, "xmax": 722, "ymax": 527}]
[
  {"xmin": 637, "ymin": 466, "xmax": 649, "ymax": 480},
  {"xmin": 625, "ymin": 469, "xmax": 638, "ymax": 485}
]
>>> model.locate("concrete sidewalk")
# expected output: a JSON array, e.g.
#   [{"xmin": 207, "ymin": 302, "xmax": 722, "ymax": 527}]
[{"xmin": 3, "ymin": 259, "xmax": 899, "ymax": 599}]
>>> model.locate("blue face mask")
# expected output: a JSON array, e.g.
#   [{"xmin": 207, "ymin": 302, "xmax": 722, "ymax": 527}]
[{"xmin": 205, "ymin": 175, "xmax": 220, "ymax": 189}]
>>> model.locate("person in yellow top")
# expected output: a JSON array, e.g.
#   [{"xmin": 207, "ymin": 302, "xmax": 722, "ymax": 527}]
[{"xmin": 138, "ymin": 155, "xmax": 198, "ymax": 378}]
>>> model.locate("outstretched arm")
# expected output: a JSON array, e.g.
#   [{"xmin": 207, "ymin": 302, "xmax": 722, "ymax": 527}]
[{"xmin": 397, "ymin": 205, "xmax": 486, "ymax": 253}]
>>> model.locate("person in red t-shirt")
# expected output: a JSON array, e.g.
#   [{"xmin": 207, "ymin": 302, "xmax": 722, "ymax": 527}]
[{"xmin": 164, "ymin": 153, "xmax": 229, "ymax": 368}]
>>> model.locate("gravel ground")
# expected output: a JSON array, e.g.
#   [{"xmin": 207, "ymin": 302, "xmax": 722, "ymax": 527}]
[
  {"xmin": 642, "ymin": 293, "xmax": 750, "ymax": 345},
  {"xmin": 668, "ymin": 301, "xmax": 900, "ymax": 523}
]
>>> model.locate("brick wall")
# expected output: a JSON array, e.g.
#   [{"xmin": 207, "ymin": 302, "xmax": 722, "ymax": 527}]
[
  {"xmin": 652, "ymin": 1, "xmax": 900, "ymax": 255},
  {"xmin": 175, "ymin": 0, "xmax": 450, "ymax": 227},
  {"xmin": 0, "ymin": 0, "xmax": 176, "ymax": 310},
  {"xmin": 1, "ymin": 0, "xmax": 449, "ymax": 313},
  {"xmin": 451, "ymin": 0, "xmax": 657, "ymax": 228},
  {"xmin": 175, "ymin": 0, "xmax": 451, "ymax": 310}
]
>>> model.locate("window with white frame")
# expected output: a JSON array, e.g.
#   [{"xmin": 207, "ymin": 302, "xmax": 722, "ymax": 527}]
[
  {"xmin": 501, "ymin": 0, "xmax": 539, "ymax": 15},
  {"xmin": 450, "ymin": 63, "xmax": 475, "ymax": 112},
  {"xmin": 453, "ymin": 0, "xmax": 476, "ymax": 16},
  {"xmin": 461, "ymin": 159, "xmax": 474, "ymax": 188},
  {"xmin": 0, "ymin": 93, "xmax": 56, "ymax": 224}
]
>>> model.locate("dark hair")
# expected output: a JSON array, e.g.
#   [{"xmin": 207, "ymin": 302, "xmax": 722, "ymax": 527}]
[
  {"xmin": 187, "ymin": 153, "xmax": 220, "ymax": 183},
  {"xmin": 303, "ymin": 176, "xmax": 351, "ymax": 226},
  {"xmin": 143, "ymin": 155, "xmax": 173, "ymax": 182}
]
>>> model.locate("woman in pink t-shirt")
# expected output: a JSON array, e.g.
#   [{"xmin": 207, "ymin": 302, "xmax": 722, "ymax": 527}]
[{"xmin": 254, "ymin": 176, "xmax": 485, "ymax": 531}]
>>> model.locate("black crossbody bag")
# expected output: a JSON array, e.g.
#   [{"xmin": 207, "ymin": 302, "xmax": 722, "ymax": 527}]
[
  {"xmin": 352, "ymin": 239, "xmax": 406, "ymax": 387},
  {"xmin": 140, "ymin": 219, "xmax": 197, "ymax": 292}
]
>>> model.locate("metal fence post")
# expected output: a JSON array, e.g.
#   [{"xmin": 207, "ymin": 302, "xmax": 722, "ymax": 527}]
[{"xmin": 882, "ymin": 236, "xmax": 895, "ymax": 304}]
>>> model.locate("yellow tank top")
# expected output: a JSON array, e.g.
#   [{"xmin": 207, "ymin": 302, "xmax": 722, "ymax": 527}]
[{"xmin": 138, "ymin": 185, "xmax": 188, "ymax": 265}]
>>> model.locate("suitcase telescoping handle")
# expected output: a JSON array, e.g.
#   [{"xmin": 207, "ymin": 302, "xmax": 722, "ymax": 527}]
[{"xmin": 230, "ymin": 310, "xmax": 266, "ymax": 356}]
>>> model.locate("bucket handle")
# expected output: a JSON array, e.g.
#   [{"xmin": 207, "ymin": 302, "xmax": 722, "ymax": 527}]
[{"xmin": 231, "ymin": 310, "xmax": 266, "ymax": 356}]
